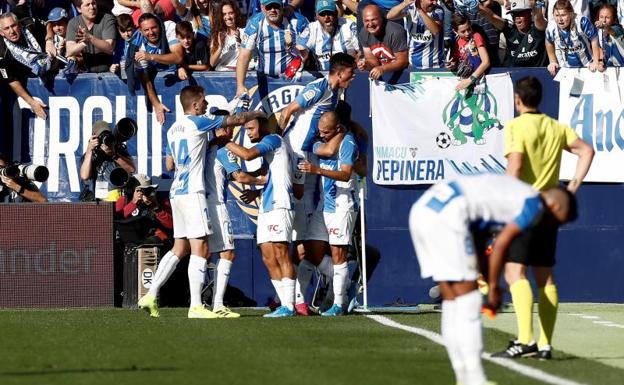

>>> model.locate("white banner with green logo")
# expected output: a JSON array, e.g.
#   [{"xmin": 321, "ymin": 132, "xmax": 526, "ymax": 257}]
[{"xmin": 370, "ymin": 73, "xmax": 514, "ymax": 185}]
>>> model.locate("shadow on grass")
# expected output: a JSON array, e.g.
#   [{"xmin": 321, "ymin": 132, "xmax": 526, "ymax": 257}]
[{"xmin": 1, "ymin": 366, "xmax": 180, "ymax": 376}]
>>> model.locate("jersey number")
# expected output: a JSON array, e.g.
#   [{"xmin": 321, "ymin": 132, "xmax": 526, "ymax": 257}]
[{"xmin": 171, "ymin": 139, "xmax": 190, "ymax": 195}]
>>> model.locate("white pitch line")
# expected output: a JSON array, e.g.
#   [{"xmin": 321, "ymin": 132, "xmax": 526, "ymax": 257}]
[{"xmin": 366, "ymin": 315, "xmax": 589, "ymax": 385}]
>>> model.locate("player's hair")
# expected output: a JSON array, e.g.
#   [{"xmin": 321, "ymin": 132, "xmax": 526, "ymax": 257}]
[
  {"xmin": 319, "ymin": 111, "xmax": 340, "ymax": 127},
  {"xmin": 336, "ymin": 100, "xmax": 352, "ymax": 125},
  {"xmin": 514, "ymin": 76, "xmax": 542, "ymax": 108},
  {"xmin": 257, "ymin": 116, "xmax": 270, "ymax": 130},
  {"xmin": 553, "ymin": 0, "xmax": 574, "ymax": 15},
  {"xmin": 329, "ymin": 52, "xmax": 356, "ymax": 74},
  {"xmin": 138, "ymin": 13, "xmax": 160, "ymax": 28},
  {"xmin": 180, "ymin": 85, "xmax": 205, "ymax": 110},
  {"xmin": 175, "ymin": 20, "xmax": 194, "ymax": 38},
  {"xmin": 545, "ymin": 187, "xmax": 578, "ymax": 222},
  {"xmin": 451, "ymin": 13, "xmax": 471, "ymax": 31},
  {"xmin": 116, "ymin": 14, "xmax": 135, "ymax": 32}
]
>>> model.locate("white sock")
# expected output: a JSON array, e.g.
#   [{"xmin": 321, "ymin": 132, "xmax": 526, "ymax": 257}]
[
  {"xmin": 187, "ymin": 255, "xmax": 206, "ymax": 308},
  {"xmin": 147, "ymin": 250, "xmax": 179, "ymax": 297},
  {"xmin": 295, "ymin": 260, "xmax": 315, "ymax": 305},
  {"xmin": 455, "ymin": 290, "xmax": 487, "ymax": 385},
  {"xmin": 442, "ymin": 299, "xmax": 466, "ymax": 385},
  {"xmin": 271, "ymin": 279, "xmax": 284, "ymax": 305},
  {"xmin": 213, "ymin": 259, "xmax": 232, "ymax": 309},
  {"xmin": 332, "ymin": 262, "xmax": 348, "ymax": 306},
  {"xmin": 318, "ymin": 256, "xmax": 334, "ymax": 282},
  {"xmin": 281, "ymin": 278, "xmax": 295, "ymax": 310}
]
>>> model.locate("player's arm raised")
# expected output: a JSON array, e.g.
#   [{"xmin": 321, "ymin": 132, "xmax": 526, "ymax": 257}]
[
  {"xmin": 278, "ymin": 100, "xmax": 303, "ymax": 131},
  {"xmin": 223, "ymin": 110, "xmax": 266, "ymax": 128},
  {"xmin": 226, "ymin": 141, "xmax": 262, "ymax": 161},
  {"xmin": 313, "ymin": 130, "xmax": 345, "ymax": 157},
  {"xmin": 231, "ymin": 170, "xmax": 267, "ymax": 185}
]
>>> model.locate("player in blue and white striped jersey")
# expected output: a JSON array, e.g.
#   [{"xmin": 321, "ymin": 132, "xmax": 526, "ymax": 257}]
[
  {"xmin": 138, "ymin": 86, "xmax": 264, "ymax": 320},
  {"xmin": 545, "ymin": 0, "xmax": 599, "ymax": 75},
  {"xmin": 296, "ymin": 0, "xmax": 359, "ymax": 71},
  {"xmin": 226, "ymin": 117, "xmax": 296, "ymax": 318},
  {"xmin": 298, "ymin": 112, "xmax": 359, "ymax": 317},
  {"xmin": 235, "ymin": 0, "xmax": 309, "ymax": 95},
  {"xmin": 387, "ymin": 0, "xmax": 445, "ymax": 69}
]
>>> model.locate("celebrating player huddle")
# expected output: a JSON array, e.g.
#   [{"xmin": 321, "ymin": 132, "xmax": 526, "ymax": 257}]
[{"xmin": 138, "ymin": 52, "xmax": 359, "ymax": 318}]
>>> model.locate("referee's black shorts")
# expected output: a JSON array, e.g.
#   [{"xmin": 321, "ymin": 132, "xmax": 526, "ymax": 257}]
[{"xmin": 507, "ymin": 220, "xmax": 559, "ymax": 267}]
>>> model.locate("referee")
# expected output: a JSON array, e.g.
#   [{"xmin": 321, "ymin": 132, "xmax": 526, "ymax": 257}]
[{"xmin": 493, "ymin": 76, "xmax": 594, "ymax": 359}]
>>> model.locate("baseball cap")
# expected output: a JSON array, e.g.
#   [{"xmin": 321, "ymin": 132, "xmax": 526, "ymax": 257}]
[
  {"xmin": 92, "ymin": 120, "xmax": 112, "ymax": 136},
  {"xmin": 261, "ymin": 0, "xmax": 283, "ymax": 6},
  {"xmin": 47, "ymin": 7, "xmax": 68, "ymax": 23},
  {"xmin": 134, "ymin": 174, "xmax": 159, "ymax": 190},
  {"xmin": 316, "ymin": 0, "xmax": 337, "ymax": 13},
  {"xmin": 509, "ymin": 0, "xmax": 531, "ymax": 13}
]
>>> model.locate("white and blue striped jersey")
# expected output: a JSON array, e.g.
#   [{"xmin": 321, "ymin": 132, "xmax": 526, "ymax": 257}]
[
  {"xmin": 206, "ymin": 145, "xmax": 241, "ymax": 204},
  {"xmin": 166, "ymin": 114, "xmax": 224, "ymax": 197},
  {"xmin": 314, "ymin": 132, "xmax": 359, "ymax": 213},
  {"xmin": 254, "ymin": 134, "xmax": 293, "ymax": 213},
  {"xmin": 241, "ymin": 12, "xmax": 309, "ymax": 76},
  {"xmin": 284, "ymin": 76, "xmax": 341, "ymax": 153},
  {"xmin": 297, "ymin": 18, "xmax": 359, "ymax": 71},
  {"xmin": 404, "ymin": 4, "xmax": 445, "ymax": 69},
  {"xmin": 425, "ymin": 174, "xmax": 543, "ymax": 232},
  {"xmin": 546, "ymin": 15, "xmax": 597, "ymax": 67},
  {"xmin": 598, "ymin": 26, "xmax": 624, "ymax": 67}
]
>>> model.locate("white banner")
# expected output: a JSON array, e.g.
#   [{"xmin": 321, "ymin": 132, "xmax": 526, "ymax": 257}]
[
  {"xmin": 557, "ymin": 68, "xmax": 624, "ymax": 182},
  {"xmin": 371, "ymin": 73, "xmax": 514, "ymax": 185}
]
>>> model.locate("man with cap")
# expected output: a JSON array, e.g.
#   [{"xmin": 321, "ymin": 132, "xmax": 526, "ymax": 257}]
[
  {"xmin": 236, "ymin": 0, "xmax": 309, "ymax": 96},
  {"xmin": 477, "ymin": 0, "xmax": 548, "ymax": 67},
  {"xmin": 296, "ymin": 0, "xmax": 360, "ymax": 71},
  {"xmin": 79, "ymin": 120, "xmax": 136, "ymax": 201}
]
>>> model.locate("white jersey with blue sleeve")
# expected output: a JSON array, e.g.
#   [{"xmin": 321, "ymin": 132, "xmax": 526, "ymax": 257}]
[
  {"xmin": 241, "ymin": 12, "xmax": 309, "ymax": 76},
  {"xmin": 206, "ymin": 145, "xmax": 241, "ymax": 204},
  {"xmin": 599, "ymin": 26, "xmax": 624, "ymax": 67},
  {"xmin": 167, "ymin": 114, "xmax": 224, "ymax": 197},
  {"xmin": 297, "ymin": 18, "xmax": 359, "ymax": 71},
  {"xmin": 283, "ymin": 76, "xmax": 341, "ymax": 154},
  {"xmin": 546, "ymin": 15, "xmax": 596, "ymax": 67},
  {"xmin": 254, "ymin": 134, "xmax": 293, "ymax": 213},
  {"xmin": 404, "ymin": 5, "xmax": 445, "ymax": 68},
  {"xmin": 314, "ymin": 132, "xmax": 359, "ymax": 213}
]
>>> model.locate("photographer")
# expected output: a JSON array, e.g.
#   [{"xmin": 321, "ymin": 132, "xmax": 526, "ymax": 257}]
[
  {"xmin": 0, "ymin": 153, "xmax": 47, "ymax": 203},
  {"xmin": 80, "ymin": 120, "xmax": 136, "ymax": 201}
]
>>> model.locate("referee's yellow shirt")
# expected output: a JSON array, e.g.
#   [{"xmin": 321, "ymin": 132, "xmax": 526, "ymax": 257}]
[{"xmin": 504, "ymin": 112, "xmax": 579, "ymax": 191}]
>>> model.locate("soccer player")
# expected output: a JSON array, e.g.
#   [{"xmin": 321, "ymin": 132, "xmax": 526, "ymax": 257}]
[
  {"xmin": 387, "ymin": 0, "xmax": 445, "ymax": 69},
  {"xmin": 138, "ymin": 85, "xmax": 264, "ymax": 319},
  {"xmin": 277, "ymin": 53, "xmax": 356, "ymax": 314},
  {"xmin": 409, "ymin": 173, "xmax": 578, "ymax": 385},
  {"xmin": 299, "ymin": 111, "xmax": 359, "ymax": 316},
  {"xmin": 225, "ymin": 117, "xmax": 296, "ymax": 317},
  {"xmin": 493, "ymin": 76, "xmax": 594, "ymax": 359}
]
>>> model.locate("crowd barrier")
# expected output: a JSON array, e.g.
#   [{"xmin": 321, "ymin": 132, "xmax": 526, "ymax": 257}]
[{"xmin": 0, "ymin": 68, "xmax": 622, "ymax": 306}]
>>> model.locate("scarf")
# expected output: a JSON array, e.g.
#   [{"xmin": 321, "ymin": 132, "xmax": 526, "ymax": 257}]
[{"xmin": 3, "ymin": 27, "xmax": 49, "ymax": 77}]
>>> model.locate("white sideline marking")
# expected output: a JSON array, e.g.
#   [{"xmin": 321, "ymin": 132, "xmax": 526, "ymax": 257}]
[
  {"xmin": 580, "ymin": 316, "xmax": 600, "ymax": 319},
  {"xmin": 366, "ymin": 315, "xmax": 589, "ymax": 385}
]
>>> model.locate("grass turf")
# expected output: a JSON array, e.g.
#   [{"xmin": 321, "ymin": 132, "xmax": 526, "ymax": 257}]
[{"xmin": 0, "ymin": 307, "xmax": 621, "ymax": 385}]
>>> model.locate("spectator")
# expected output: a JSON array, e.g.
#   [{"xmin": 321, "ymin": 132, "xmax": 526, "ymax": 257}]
[
  {"xmin": 126, "ymin": 12, "xmax": 184, "ymax": 124},
  {"xmin": 79, "ymin": 120, "xmax": 136, "ymax": 202},
  {"xmin": 466, "ymin": 0, "xmax": 503, "ymax": 67},
  {"xmin": 358, "ymin": 4, "xmax": 409, "ymax": 80},
  {"xmin": 0, "ymin": 153, "xmax": 47, "ymax": 203},
  {"xmin": 545, "ymin": 0, "xmax": 599, "ymax": 75},
  {"xmin": 114, "ymin": 0, "xmax": 176, "ymax": 24},
  {"xmin": 296, "ymin": 0, "xmax": 360, "ymax": 71},
  {"xmin": 110, "ymin": 13, "xmax": 136, "ymax": 77},
  {"xmin": 595, "ymin": 3, "xmax": 624, "ymax": 67},
  {"xmin": 209, "ymin": 0, "xmax": 247, "ymax": 71},
  {"xmin": 478, "ymin": 0, "xmax": 548, "ymax": 67},
  {"xmin": 176, "ymin": 20, "xmax": 209, "ymax": 79},
  {"xmin": 0, "ymin": 12, "xmax": 52, "ymax": 119},
  {"xmin": 172, "ymin": 0, "xmax": 213, "ymax": 42},
  {"xmin": 546, "ymin": 0, "xmax": 590, "ymax": 23},
  {"xmin": 236, "ymin": 0, "xmax": 309, "ymax": 96},
  {"xmin": 448, "ymin": 13, "xmax": 490, "ymax": 91},
  {"xmin": 44, "ymin": 7, "xmax": 81, "ymax": 80},
  {"xmin": 66, "ymin": 0, "xmax": 116, "ymax": 73},
  {"xmin": 387, "ymin": 0, "xmax": 445, "ymax": 69}
]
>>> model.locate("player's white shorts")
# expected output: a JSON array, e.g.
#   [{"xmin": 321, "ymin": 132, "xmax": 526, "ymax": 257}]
[
  {"xmin": 171, "ymin": 193, "xmax": 213, "ymax": 239},
  {"xmin": 408, "ymin": 188, "xmax": 478, "ymax": 282},
  {"xmin": 324, "ymin": 211, "xmax": 357, "ymax": 246},
  {"xmin": 257, "ymin": 208, "xmax": 294, "ymax": 244},
  {"xmin": 208, "ymin": 202, "xmax": 234, "ymax": 253}
]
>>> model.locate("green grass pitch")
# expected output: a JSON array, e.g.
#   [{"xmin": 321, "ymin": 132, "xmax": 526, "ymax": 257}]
[{"xmin": 0, "ymin": 304, "xmax": 623, "ymax": 385}]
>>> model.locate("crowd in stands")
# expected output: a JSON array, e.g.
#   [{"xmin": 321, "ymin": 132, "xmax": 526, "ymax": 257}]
[{"xmin": 1, "ymin": 0, "xmax": 623, "ymax": 121}]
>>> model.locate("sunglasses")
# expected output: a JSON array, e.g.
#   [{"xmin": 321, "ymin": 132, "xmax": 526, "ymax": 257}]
[
  {"xmin": 318, "ymin": 11, "xmax": 336, "ymax": 17},
  {"xmin": 265, "ymin": 3, "xmax": 283, "ymax": 10}
]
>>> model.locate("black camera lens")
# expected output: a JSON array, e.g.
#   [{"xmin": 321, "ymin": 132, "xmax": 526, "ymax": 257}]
[{"xmin": 99, "ymin": 131, "xmax": 115, "ymax": 147}]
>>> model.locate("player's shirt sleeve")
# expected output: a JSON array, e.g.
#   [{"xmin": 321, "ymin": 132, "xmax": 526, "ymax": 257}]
[
  {"xmin": 338, "ymin": 133, "xmax": 357, "ymax": 166},
  {"xmin": 504, "ymin": 120, "xmax": 524, "ymax": 156},
  {"xmin": 241, "ymin": 14, "xmax": 261, "ymax": 50},
  {"xmin": 562, "ymin": 123, "xmax": 579, "ymax": 147},
  {"xmin": 312, "ymin": 140, "xmax": 324, "ymax": 156},
  {"xmin": 512, "ymin": 195, "xmax": 543, "ymax": 231},
  {"xmin": 294, "ymin": 81, "xmax": 325, "ymax": 109},
  {"xmin": 188, "ymin": 115, "xmax": 225, "ymax": 133},
  {"xmin": 217, "ymin": 147, "xmax": 242, "ymax": 177},
  {"xmin": 254, "ymin": 134, "xmax": 282, "ymax": 155},
  {"xmin": 579, "ymin": 16, "xmax": 597, "ymax": 40}
]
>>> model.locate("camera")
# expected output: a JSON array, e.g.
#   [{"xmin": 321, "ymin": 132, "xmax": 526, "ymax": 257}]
[
  {"xmin": 136, "ymin": 186, "xmax": 157, "ymax": 197},
  {"xmin": 109, "ymin": 167, "xmax": 130, "ymax": 187},
  {"xmin": 96, "ymin": 118, "xmax": 138, "ymax": 150},
  {"xmin": 0, "ymin": 162, "xmax": 49, "ymax": 183}
]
